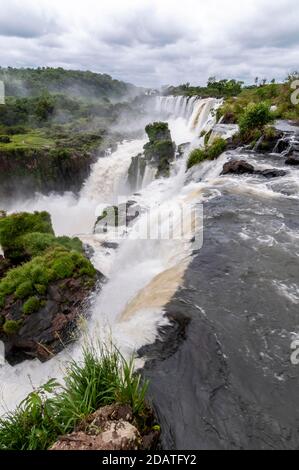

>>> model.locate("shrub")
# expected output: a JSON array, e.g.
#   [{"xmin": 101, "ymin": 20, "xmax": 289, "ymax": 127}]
[
  {"xmin": 22, "ymin": 296, "xmax": 40, "ymax": 315},
  {"xmin": 187, "ymin": 148, "xmax": 206, "ymax": 169},
  {"xmin": 238, "ymin": 102, "xmax": 274, "ymax": 135},
  {"xmin": 3, "ymin": 320, "xmax": 21, "ymax": 335},
  {"xmin": 187, "ymin": 138, "xmax": 227, "ymax": 169}
]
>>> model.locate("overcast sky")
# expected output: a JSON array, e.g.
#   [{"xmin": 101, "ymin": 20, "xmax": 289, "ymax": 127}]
[{"xmin": 0, "ymin": 0, "xmax": 298, "ymax": 87}]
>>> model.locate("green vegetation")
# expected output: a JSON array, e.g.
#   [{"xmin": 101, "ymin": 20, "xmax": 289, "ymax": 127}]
[
  {"xmin": 22, "ymin": 296, "xmax": 41, "ymax": 315},
  {"xmin": 218, "ymin": 78, "xmax": 299, "ymax": 124},
  {"xmin": 187, "ymin": 138, "xmax": 227, "ymax": 170},
  {"xmin": 145, "ymin": 122, "xmax": 171, "ymax": 143},
  {"xmin": 0, "ymin": 211, "xmax": 95, "ymax": 321},
  {"xmin": 166, "ymin": 78, "xmax": 244, "ymax": 98},
  {"xmin": 143, "ymin": 122, "xmax": 175, "ymax": 177},
  {"xmin": 3, "ymin": 320, "xmax": 21, "ymax": 335},
  {"xmin": 0, "ymin": 211, "xmax": 54, "ymax": 262},
  {"xmin": 0, "ymin": 67, "xmax": 136, "ymax": 100},
  {"xmin": 0, "ymin": 246, "xmax": 95, "ymax": 311},
  {"xmin": 238, "ymin": 102, "xmax": 274, "ymax": 139},
  {"xmin": 0, "ymin": 345, "xmax": 150, "ymax": 450},
  {"xmin": 0, "ymin": 131, "xmax": 54, "ymax": 150}
]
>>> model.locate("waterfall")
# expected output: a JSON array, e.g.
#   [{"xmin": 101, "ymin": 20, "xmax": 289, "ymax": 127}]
[
  {"xmin": 156, "ymin": 95, "xmax": 222, "ymax": 136},
  {"xmin": 0, "ymin": 95, "xmax": 223, "ymax": 413}
]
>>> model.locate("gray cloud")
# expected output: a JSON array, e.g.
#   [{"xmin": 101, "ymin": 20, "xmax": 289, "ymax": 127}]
[
  {"xmin": 0, "ymin": 0, "xmax": 298, "ymax": 87},
  {"xmin": 0, "ymin": 1, "xmax": 59, "ymax": 38}
]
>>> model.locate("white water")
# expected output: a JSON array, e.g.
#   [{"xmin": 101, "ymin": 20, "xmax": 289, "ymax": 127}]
[{"xmin": 0, "ymin": 96, "xmax": 225, "ymax": 412}]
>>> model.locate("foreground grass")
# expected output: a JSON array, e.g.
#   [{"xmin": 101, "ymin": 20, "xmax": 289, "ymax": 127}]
[{"xmin": 0, "ymin": 345, "xmax": 149, "ymax": 450}]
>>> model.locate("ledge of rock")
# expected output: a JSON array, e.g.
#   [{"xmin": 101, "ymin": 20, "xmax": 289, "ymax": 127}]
[{"xmin": 50, "ymin": 404, "xmax": 160, "ymax": 451}]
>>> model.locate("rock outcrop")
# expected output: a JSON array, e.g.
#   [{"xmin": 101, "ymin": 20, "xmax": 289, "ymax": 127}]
[
  {"xmin": 221, "ymin": 160, "xmax": 255, "ymax": 175},
  {"xmin": 50, "ymin": 404, "xmax": 160, "ymax": 451},
  {"xmin": 0, "ymin": 211, "xmax": 101, "ymax": 364},
  {"xmin": 222, "ymin": 160, "xmax": 287, "ymax": 178},
  {"xmin": 127, "ymin": 122, "xmax": 175, "ymax": 190}
]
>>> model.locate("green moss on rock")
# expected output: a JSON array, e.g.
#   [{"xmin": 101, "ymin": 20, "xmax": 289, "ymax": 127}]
[
  {"xmin": 3, "ymin": 319, "xmax": 22, "ymax": 335},
  {"xmin": 23, "ymin": 296, "xmax": 41, "ymax": 315}
]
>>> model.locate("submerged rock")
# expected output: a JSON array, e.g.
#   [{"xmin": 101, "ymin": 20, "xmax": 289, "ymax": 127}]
[
  {"xmin": 222, "ymin": 160, "xmax": 287, "ymax": 179},
  {"xmin": 256, "ymin": 169, "xmax": 287, "ymax": 178}
]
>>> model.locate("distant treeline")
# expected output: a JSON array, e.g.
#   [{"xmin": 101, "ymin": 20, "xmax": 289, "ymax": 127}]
[
  {"xmin": 164, "ymin": 74, "xmax": 299, "ymax": 99},
  {"xmin": 164, "ymin": 78, "xmax": 244, "ymax": 98},
  {"xmin": 0, "ymin": 67, "xmax": 138, "ymax": 100}
]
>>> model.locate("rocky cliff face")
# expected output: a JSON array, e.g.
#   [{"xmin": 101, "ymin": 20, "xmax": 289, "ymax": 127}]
[
  {"xmin": 0, "ymin": 147, "xmax": 95, "ymax": 198},
  {"xmin": 0, "ymin": 211, "xmax": 102, "ymax": 364}
]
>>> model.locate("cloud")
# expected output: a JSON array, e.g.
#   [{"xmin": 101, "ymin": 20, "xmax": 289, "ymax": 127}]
[
  {"xmin": 0, "ymin": 0, "xmax": 298, "ymax": 87},
  {"xmin": 0, "ymin": 0, "xmax": 59, "ymax": 38}
]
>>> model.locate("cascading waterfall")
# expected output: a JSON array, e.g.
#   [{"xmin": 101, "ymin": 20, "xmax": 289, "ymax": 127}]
[
  {"xmin": 156, "ymin": 95, "xmax": 222, "ymax": 137},
  {"xmin": 0, "ymin": 96, "xmax": 225, "ymax": 412}
]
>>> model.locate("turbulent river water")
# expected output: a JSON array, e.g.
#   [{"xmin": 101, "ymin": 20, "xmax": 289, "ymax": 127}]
[{"xmin": 1, "ymin": 96, "xmax": 299, "ymax": 449}]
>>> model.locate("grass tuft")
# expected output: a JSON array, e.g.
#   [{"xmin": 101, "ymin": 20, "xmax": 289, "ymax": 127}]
[{"xmin": 0, "ymin": 344, "xmax": 150, "ymax": 450}]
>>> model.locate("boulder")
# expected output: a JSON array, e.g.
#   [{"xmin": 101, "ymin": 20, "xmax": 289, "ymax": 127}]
[
  {"xmin": 256, "ymin": 169, "xmax": 287, "ymax": 178},
  {"xmin": 50, "ymin": 404, "xmax": 160, "ymax": 451},
  {"xmin": 285, "ymin": 152, "xmax": 299, "ymax": 166},
  {"xmin": 50, "ymin": 422, "xmax": 140, "ymax": 451},
  {"xmin": 221, "ymin": 160, "xmax": 255, "ymax": 175}
]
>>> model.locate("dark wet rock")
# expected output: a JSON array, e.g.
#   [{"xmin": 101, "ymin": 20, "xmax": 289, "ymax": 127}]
[
  {"xmin": 1, "ymin": 275, "xmax": 103, "ymax": 365},
  {"xmin": 255, "ymin": 129, "xmax": 284, "ymax": 153},
  {"xmin": 222, "ymin": 160, "xmax": 286, "ymax": 179},
  {"xmin": 101, "ymin": 241, "xmax": 119, "ymax": 250},
  {"xmin": 256, "ymin": 169, "xmax": 287, "ymax": 178},
  {"xmin": 221, "ymin": 160, "xmax": 255, "ymax": 175},
  {"xmin": 285, "ymin": 152, "xmax": 299, "ymax": 166}
]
